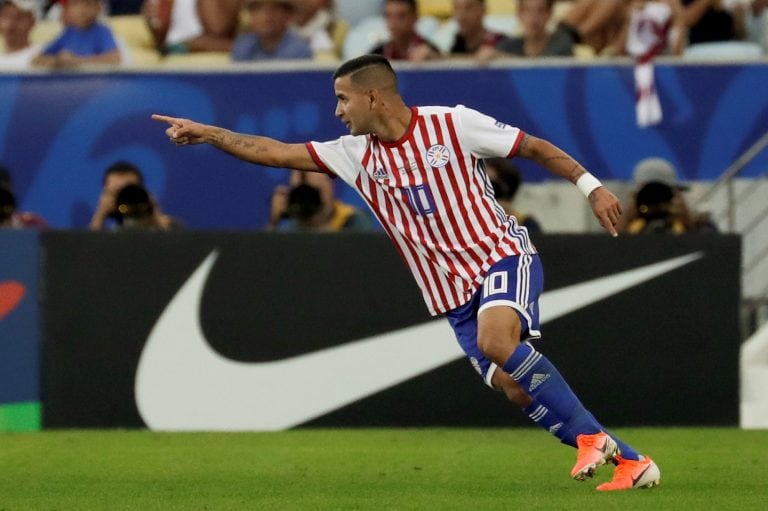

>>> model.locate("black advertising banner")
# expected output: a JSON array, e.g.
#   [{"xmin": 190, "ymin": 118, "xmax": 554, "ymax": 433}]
[{"xmin": 40, "ymin": 232, "xmax": 741, "ymax": 429}]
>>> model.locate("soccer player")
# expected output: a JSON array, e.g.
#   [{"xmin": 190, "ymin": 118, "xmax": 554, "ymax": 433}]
[{"xmin": 152, "ymin": 54, "xmax": 661, "ymax": 491}]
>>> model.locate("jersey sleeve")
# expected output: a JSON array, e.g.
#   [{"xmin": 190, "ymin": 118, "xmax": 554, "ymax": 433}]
[
  {"xmin": 305, "ymin": 135, "xmax": 367, "ymax": 186},
  {"xmin": 455, "ymin": 105, "xmax": 524, "ymax": 159}
]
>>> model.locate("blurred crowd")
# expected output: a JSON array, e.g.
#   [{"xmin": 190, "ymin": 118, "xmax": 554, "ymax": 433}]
[
  {"xmin": 0, "ymin": 0, "xmax": 744, "ymax": 234},
  {"xmin": 0, "ymin": 0, "xmax": 766, "ymax": 69}
]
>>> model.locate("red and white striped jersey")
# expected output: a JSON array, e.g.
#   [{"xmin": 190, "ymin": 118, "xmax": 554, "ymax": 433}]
[{"xmin": 306, "ymin": 105, "xmax": 537, "ymax": 316}]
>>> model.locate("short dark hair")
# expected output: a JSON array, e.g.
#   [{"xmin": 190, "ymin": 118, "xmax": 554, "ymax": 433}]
[
  {"xmin": 103, "ymin": 161, "xmax": 143, "ymax": 185},
  {"xmin": 333, "ymin": 54, "xmax": 398, "ymax": 90},
  {"xmin": 333, "ymin": 54, "xmax": 395, "ymax": 80},
  {"xmin": 385, "ymin": 0, "xmax": 418, "ymax": 11}
]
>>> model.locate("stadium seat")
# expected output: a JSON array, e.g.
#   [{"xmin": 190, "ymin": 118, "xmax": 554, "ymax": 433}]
[
  {"xmin": 29, "ymin": 18, "xmax": 61, "ymax": 47},
  {"xmin": 109, "ymin": 15, "xmax": 159, "ymax": 67},
  {"xmin": 419, "ymin": 0, "xmax": 452, "ymax": 19},
  {"xmin": 160, "ymin": 52, "xmax": 231, "ymax": 68},
  {"xmin": 488, "ymin": 0, "xmax": 518, "ymax": 16},
  {"xmin": 419, "ymin": 0, "xmax": 518, "ymax": 19},
  {"xmin": 683, "ymin": 41, "xmax": 764, "ymax": 60}
]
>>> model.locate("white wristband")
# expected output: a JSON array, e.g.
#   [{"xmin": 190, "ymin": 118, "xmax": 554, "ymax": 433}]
[{"xmin": 576, "ymin": 173, "xmax": 602, "ymax": 197}]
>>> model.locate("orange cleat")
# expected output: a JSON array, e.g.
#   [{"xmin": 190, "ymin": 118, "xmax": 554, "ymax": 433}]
[
  {"xmin": 596, "ymin": 455, "xmax": 661, "ymax": 491},
  {"xmin": 570, "ymin": 432, "xmax": 619, "ymax": 481}
]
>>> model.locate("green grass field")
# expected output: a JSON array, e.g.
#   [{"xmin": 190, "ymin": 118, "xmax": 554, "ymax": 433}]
[{"xmin": 1, "ymin": 428, "xmax": 766, "ymax": 510}]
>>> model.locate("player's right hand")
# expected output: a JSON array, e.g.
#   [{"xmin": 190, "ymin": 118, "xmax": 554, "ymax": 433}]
[
  {"xmin": 152, "ymin": 114, "xmax": 208, "ymax": 145},
  {"xmin": 589, "ymin": 187, "xmax": 622, "ymax": 237}
]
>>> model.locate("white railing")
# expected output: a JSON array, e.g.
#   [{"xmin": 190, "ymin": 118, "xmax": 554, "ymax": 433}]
[{"xmin": 693, "ymin": 131, "xmax": 768, "ymax": 334}]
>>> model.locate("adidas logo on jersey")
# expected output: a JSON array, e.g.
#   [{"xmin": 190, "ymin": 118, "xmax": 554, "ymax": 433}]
[
  {"xmin": 529, "ymin": 373, "xmax": 550, "ymax": 392},
  {"xmin": 372, "ymin": 167, "xmax": 387, "ymax": 179},
  {"xmin": 549, "ymin": 422, "xmax": 563, "ymax": 435}
]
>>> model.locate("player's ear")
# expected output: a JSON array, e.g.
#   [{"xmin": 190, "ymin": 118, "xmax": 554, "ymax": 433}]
[{"xmin": 366, "ymin": 89, "xmax": 378, "ymax": 110}]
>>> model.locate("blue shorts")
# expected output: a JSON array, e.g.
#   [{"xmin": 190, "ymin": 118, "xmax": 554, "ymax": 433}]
[{"xmin": 446, "ymin": 254, "xmax": 543, "ymax": 388}]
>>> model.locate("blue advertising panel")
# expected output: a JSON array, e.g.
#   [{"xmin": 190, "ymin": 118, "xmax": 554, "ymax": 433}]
[
  {"xmin": 1, "ymin": 63, "xmax": 767, "ymax": 229},
  {"xmin": 0, "ymin": 229, "xmax": 40, "ymax": 431}
]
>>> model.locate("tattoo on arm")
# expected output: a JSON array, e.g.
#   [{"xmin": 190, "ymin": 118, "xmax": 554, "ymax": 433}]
[
  {"xmin": 215, "ymin": 131, "xmax": 266, "ymax": 154},
  {"xmin": 540, "ymin": 156, "xmax": 586, "ymax": 184},
  {"xmin": 519, "ymin": 134, "xmax": 589, "ymax": 184},
  {"xmin": 230, "ymin": 136, "xmax": 258, "ymax": 150},
  {"xmin": 569, "ymin": 163, "xmax": 586, "ymax": 184}
]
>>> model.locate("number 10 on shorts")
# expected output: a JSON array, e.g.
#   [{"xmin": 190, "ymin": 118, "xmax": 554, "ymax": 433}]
[{"xmin": 483, "ymin": 271, "xmax": 508, "ymax": 298}]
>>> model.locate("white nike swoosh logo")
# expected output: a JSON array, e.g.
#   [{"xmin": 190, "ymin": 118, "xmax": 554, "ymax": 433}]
[{"xmin": 135, "ymin": 251, "xmax": 702, "ymax": 431}]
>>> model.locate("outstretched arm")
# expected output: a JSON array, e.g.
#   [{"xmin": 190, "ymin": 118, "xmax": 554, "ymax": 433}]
[
  {"xmin": 152, "ymin": 114, "xmax": 321, "ymax": 172},
  {"xmin": 517, "ymin": 133, "xmax": 622, "ymax": 236}
]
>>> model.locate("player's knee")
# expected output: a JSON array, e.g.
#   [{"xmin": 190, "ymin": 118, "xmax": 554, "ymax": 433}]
[
  {"xmin": 477, "ymin": 320, "xmax": 522, "ymax": 364},
  {"xmin": 476, "ymin": 332, "xmax": 499, "ymax": 360},
  {"xmin": 477, "ymin": 330, "xmax": 519, "ymax": 365}
]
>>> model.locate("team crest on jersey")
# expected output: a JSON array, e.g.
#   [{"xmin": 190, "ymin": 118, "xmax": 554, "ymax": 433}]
[
  {"xmin": 426, "ymin": 144, "xmax": 451, "ymax": 168},
  {"xmin": 372, "ymin": 166, "xmax": 387, "ymax": 179}
]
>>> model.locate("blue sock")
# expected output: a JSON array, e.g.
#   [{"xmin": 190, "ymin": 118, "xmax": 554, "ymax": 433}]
[
  {"xmin": 523, "ymin": 400, "xmax": 577, "ymax": 448},
  {"xmin": 504, "ymin": 343, "xmax": 640, "ymax": 460},
  {"xmin": 603, "ymin": 425, "xmax": 640, "ymax": 461}
]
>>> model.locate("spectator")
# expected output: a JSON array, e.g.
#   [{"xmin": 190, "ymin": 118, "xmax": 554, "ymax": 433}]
[
  {"xmin": 110, "ymin": 183, "xmax": 182, "ymax": 230},
  {"xmin": 682, "ymin": 0, "xmax": 746, "ymax": 44},
  {"xmin": 231, "ymin": 0, "xmax": 313, "ymax": 61},
  {"xmin": 495, "ymin": 0, "xmax": 574, "ymax": 57},
  {"xmin": 142, "ymin": 0, "xmax": 242, "ymax": 54},
  {"xmin": 268, "ymin": 170, "xmax": 372, "ymax": 231},
  {"xmin": 32, "ymin": 0, "xmax": 121, "ymax": 67},
  {"xmin": 620, "ymin": 0, "xmax": 687, "ymax": 57},
  {"xmin": 0, "ymin": 0, "xmax": 40, "ymax": 69},
  {"xmin": 0, "ymin": 165, "xmax": 47, "ymax": 228},
  {"xmin": 484, "ymin": 158, "xmax": 542, "ymax": 234},
  {"xmin": 90, "ymin": 161, "xmax": 179, "ymax": 231},
  {"xmin": 559, "ymin": 0, "xmax": 628, "ymax": 55},
  {"xmin": 292, "ymin": 0, "xmax": 336, "ymax": 56},
  {"xmin": 449, "ymin": 0, "xmax": 510, "ymax": 62},
  {"xmin": 371, "ymin": 0, "xmax": 440, "ymax": 61},
  {"xmin": 620, "ymin": 157, "xmax": 716, "ymax": 234}
]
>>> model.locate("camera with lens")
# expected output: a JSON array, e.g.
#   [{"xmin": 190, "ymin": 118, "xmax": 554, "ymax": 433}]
[
  {"xmin": 0, "ymin": 186, "xmax": 16, "ymax": 225},
  {"xmin": 111, "ymin": 184, "xmax": 154, "ymax": 228},
  {"xmin": 634, "ymin": 181, "xmax": 677, "ymax": 233},
  {"xmin": 285, "ymin": 183, "xmax": 323, "ymax": 221}
]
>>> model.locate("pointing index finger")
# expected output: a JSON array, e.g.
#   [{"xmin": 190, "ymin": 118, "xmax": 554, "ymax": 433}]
[{"xmin": 151, "ymin": 114, "xmax": 181, "ymax": 126}]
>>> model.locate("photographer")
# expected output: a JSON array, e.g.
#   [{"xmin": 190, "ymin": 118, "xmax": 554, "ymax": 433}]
[
  {"xmin": 268, "ymin": 170, "xmax": 372, "ymax": 232},
  {"xmin": 90, "ymin": 161, "xmax": 180, "ymax": 231},
  {"xmin": 0, "ymin": 165, "xmax": 46, "ymax": 228},
  {"xmin": 111, "ymin": 183, "xmax": 182, "ymax": 230},
  {"xmin": 621, "ymin": 157, "xmax": 717, "ymax": 235},
  {"xmin": 625, "ymin": 181, "xmax": 687, "ymax": 234}
]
